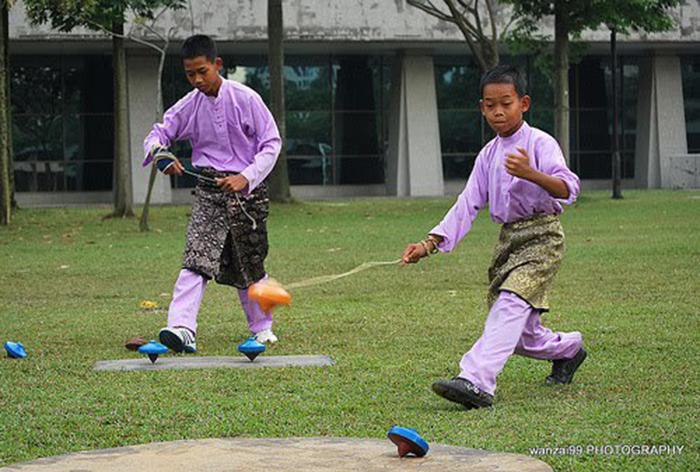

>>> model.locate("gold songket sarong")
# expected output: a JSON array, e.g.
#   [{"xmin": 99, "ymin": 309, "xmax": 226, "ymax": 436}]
[{"xmin": 487, "ymin": 214, "xmax": 565, "ymax": 311}]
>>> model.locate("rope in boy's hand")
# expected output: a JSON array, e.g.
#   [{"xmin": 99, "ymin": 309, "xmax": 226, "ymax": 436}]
[
  {"xmin": 286, "ymin": 259, "xmax": 402, "ymax": 290},
  {"xmin": 402, "ymin": 236, "xmax": 440, "ymax": 265}
]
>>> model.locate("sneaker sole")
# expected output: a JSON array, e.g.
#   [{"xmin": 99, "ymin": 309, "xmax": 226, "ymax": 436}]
[
  {"xmin": 546, "ymin": 349, "xmax": 587, "ymax": 385},
  {"xmin": 159, "ymin": 330, "xmax": 185, "ymax": 354},
  {"xmin": 432, "ymin": 383, "xmax": 492, "ymax": 409}
]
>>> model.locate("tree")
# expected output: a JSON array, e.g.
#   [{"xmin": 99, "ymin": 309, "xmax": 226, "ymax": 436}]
[
  {"xmin": 266, "ymin": 0, "xmax": 291, "ymax": 202},
  {"xmin": 24, "ymin": 0, "xmax": 185, "ymax": 218},
  {"xmin": 0, "ymin": 0, "xmax": 13, "ymax": 225},
  {"xmin": 504, "ymin": 0, "xmax": 683, "ymax": 162},
  {"xmin": 407, "ymin": 0, "xmax": 514, "ymax": 72},
  {"xmin": 132, "ymin": 6, "xmax": 191, "ymax": 231}
]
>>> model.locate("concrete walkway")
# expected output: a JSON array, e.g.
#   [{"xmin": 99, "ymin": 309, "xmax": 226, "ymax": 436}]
[
  {"xmin": 1, "ymin": 438, "xmax": 553, "ymax": 471},
  {"xmin": 94, "ymin": 355, "xmax": 335, "ymax": 371}
]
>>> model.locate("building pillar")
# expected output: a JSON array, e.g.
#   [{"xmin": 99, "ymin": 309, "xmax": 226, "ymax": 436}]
[
  {"xmin": 127, "ymin": 53, "xmax": 172, "ymax": 204},
  {"xmin": 387, "ymin": 52, "xmax": 444, "ymax": 197},
  {"xmin": 635, "ymin": 55, "xmax": 688, "ymax": 188}
]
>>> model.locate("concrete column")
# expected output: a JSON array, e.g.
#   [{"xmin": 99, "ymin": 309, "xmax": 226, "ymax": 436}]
[
  {"xmin": 635, "ymin": 55, "xmax": 688, "ymax": 188},
  {"xmin": 128, "ymin": 53, "xmax": 172, "ymax": 204},
  {"xmin": 387, "ymin": 53, "xmax": 444, "ymax": 197}
]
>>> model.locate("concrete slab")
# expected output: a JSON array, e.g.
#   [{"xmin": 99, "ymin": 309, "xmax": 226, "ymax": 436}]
[
  {"xmin": 0, "ymin": 437, "xmax": 553, "ymax": 472},
  {"xmin": 93, "ymin": 355, "xmax": 335, "ymax": 371}
]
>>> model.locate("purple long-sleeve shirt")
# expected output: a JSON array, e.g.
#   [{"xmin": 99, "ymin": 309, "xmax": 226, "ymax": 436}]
[
  {"xmin": 143, "ymin": 78, "xmax": 281, "ymax": 192},
  {"xmin": 431, "ymin": 121, "xmax": 580, "ymax": 252}
]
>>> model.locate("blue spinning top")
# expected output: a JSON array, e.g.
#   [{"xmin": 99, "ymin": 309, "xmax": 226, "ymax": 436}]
[
  {"xmin": 4, "ymin": 341, "xmax": 28, "ymax": 359},
  {"xmin": 237, "ymin": 337, "xmax": 266, "ymax": 361},
  {"xmin": 138, "ymin": 341, "xmax": 169, "ymax": 364},
  {"xmin": 387, "ymin": 426, "xmax": 429, "ymax": 458}
]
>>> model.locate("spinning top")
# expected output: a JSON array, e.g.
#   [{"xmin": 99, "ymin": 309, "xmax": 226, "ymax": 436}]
[
  {"xmin": 387, "ymin": 426, "xmax": 429, "ymax": 458},
  {"xmin": 4, "ymin": 341, "xmax": 28, "ymax": 359},
  {"xmin": 248, "ymin": 280, "xmax": 291, "ymax": 313},
  {"xmin": 138, "ymin": 341, "xmax": 169, "ymax": 364},
  {"xmin": 237, "ymin": 337, "xmax": 266, "ymax": 361}
]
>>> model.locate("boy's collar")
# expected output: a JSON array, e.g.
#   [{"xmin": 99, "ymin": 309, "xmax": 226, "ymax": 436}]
[{"xmin": 498, "ymin": 121, "xmax": 529, "ymax": 141}]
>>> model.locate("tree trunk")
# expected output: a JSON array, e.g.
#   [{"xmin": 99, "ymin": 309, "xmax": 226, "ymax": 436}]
[
  {"xmin": 140, "ymin": 48, "xmax": 168, "ymax": 232},
  {"xmin": 267, "ymin": 0, "xmax": 291, "ymax": 202},
  {"xmin": 112, "ymin": 21, "xmax": 134, "ymax": 217},
  {"xmin": 0, "ymin": 2, "xmax": 10, "ymax": 225},
  {"xmin": 553, "ymin": 0, "xmax": 570, "ymax": 164},
  {"xmin": 610, "ymin": 28, "xmax": 622, "ymax": 199}
]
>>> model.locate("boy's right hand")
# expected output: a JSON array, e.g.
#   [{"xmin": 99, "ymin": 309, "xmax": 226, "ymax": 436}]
[
  {"xmin": 153, "ymin": 146, "xmax": 184, "ymax": 176},
  {"xmin": 402, "ymin": 243, "xmax": 427, "ymax": 265},
  {"xmin": 163, "ymin": 158, "xmax": 184, "ymax": 176}
]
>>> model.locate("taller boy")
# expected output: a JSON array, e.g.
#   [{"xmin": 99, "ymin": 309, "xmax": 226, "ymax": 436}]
[{"xmin": 143, "ymin": 35, "xmax": 282, "ymax": 352}]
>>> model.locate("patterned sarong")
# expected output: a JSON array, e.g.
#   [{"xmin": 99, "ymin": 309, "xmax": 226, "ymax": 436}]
[
  {"xmin": 487, "ymin": 214, "xmax": 565, "ymax": 311},
  {"xmin": 182, "ymin": 168, "xmax": 269, "ymax": 289}
]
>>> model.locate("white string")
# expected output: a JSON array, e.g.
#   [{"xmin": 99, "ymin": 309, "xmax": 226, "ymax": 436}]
[{"xmin": 286, "ymin": 259, "xmax": 402, "ymax": 290}]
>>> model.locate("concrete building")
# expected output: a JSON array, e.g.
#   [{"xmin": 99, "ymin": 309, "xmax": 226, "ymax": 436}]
[{"xmin": 8, "ymin": 0, "xmax": 700, "ymax": 206}]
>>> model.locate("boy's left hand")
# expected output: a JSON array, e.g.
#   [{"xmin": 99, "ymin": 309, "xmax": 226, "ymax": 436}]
[
  {"xmin": 216, "ymin": 174, "xmax": 249, "ymax": 193},
  {"xmin": 505, "ymin": 147, "xmax": 534, "ymax": 179}
]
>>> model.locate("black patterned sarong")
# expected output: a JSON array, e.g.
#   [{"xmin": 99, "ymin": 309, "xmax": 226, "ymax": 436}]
[
  {"xmin": 182, "ymin": 168, "xmax": 269, "ymax": 289},
  {"xmin": 487, "ymin": 214, "xmax": 565, "ymax": 311}
]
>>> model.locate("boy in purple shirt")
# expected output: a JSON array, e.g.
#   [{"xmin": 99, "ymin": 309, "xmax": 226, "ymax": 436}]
[
  {"xmin": 403, "ymin": 66, "xmax": 586, "ymax": 409},
  {"xmin": 143, "ymin": 35, "xmax": 282, "ymax": 353}
]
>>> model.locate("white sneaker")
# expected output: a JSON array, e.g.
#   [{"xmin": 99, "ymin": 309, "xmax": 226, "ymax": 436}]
[
  {"xmin": 159, "ymin": 327, "xmax": 197, "ymax": 353},
  {"xmin": 254, "ymin": 329, "xmax": 278, "ymax": 344}
]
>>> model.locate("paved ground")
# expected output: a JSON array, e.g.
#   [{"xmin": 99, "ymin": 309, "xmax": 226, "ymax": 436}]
[
  {"xmin": 93, "ymin": 355, "xmax": 335, "ymax": 371},
  {"xmin": 1, "ymin": 438, "xmax": 553, "ymax": 471}
]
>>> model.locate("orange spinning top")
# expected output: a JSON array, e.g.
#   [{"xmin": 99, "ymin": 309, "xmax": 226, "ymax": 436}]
[{"xmin": 248, "ymin": 280, "xmax": 291, "ymax": 313}]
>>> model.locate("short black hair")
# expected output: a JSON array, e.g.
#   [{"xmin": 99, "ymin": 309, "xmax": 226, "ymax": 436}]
[
  {"xmin": 181, "ymin": 35, "xmax": 218, "ymax": 62},
  {"xmin": 480, "ymin": 65, "xmax": 527, "ymax": 98}
]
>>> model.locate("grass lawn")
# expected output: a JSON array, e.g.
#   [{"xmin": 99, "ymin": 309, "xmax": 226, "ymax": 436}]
[{"xmin": 0, "ymin": 190, "xmax": 697, "ymax": 471}]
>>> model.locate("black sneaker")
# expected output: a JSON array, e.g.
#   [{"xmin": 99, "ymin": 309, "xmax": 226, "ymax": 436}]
[
  {"xmin": 158, "ymin": 327, "xmax": 197, "ymax": 354},
  {"xmin": 432, "ymin": 377, "xmax": 494, "ymax": 409},
  {"xmin": 546, "ymin": 348, "xmax": 587, "ymax": 385}
]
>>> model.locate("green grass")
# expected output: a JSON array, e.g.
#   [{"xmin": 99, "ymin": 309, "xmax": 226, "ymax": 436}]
[{"xmin": 0, "ymin": 190, "xmax": 698, "ymax": 471}]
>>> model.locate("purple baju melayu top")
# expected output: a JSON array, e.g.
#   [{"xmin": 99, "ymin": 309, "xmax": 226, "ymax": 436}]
[
  {"xmin": 431, "ymin": 121, "xmax": 580, "ymax": 252},
  {"xmin": 143, "ymin": 78, "xmax": 281, "ymax": 192}
]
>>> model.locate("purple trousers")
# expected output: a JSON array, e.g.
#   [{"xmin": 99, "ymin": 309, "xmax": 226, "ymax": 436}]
[
  {"xmin": 460, "ymin": 290, "xmax": 583, "ymax": 395},
  {"xmin": 167, "ymin": 269, "xmax": 272, "ymax": 335}
]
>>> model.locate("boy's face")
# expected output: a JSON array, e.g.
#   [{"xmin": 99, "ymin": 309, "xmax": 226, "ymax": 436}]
[
  {"xmin": 480, "ymin": 83, "xmax": 530, "ymax": 137},
  {"xmin": 183, "ymin": 55, "xmax": 223, "ymax": 96}
]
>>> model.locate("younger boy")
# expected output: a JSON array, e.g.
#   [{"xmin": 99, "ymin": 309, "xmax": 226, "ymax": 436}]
[
  {"xmin": 403, "ymin": 66, "xmax": 586, "ymax": 409},
  {"xmin": 143, "ymin": 35, "xmax": 282, "ymax": 352}
]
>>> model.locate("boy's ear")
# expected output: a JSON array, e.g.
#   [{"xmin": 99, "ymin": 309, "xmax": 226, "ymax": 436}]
[
  {"xmin": 215, "ymin": 57, "xmax": 223, "ymax": 71},
  {"xmin": 479, "ymin": 99, "xmax": 485, "ymax": 115},
  {"xmin": 521, "ymin": 95, "xmax": 531, "ymax": 113}
]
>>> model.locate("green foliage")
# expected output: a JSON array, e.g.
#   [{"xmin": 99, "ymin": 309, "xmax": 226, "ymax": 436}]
[
  {"xmin": 504, "ymin": 0, "xmax": 683, "ymax": 41},
  {"xmin": 503, "ymin": 0, "xmax": 683, "ymax": 88},
  {"xmin": 23, "ymin": 0, "xmax": 185, "ymax": 32}
]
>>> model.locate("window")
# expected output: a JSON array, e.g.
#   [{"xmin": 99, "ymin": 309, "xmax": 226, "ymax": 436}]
[
  {"xmin": 162, "ymin": 54, "xmax": 391, "ymax": 187},
  {"xmin": 681, "ymin": 56, "xmax": 700, "ymax": 153},
  {"xmin": 570, "ymin": 56, "xmax": 638, "ymax": 179},
  {"xmin": 11, "ymin": 55, "xmax": 114, "ymax": 192}
]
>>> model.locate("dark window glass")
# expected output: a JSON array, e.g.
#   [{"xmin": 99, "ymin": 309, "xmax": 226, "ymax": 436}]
[
  {"xmin": 13, "ymin": 115, "xmax": 63, "ymax": 162},
  {"xmin": 570, "ymin": 56, "xmax": 638, "ymax": 179},
  {"xmin": 11, "ymin": 54, "xmax": 114, "ymax": 192},
  {"xmin": 286, "ymin": 65, "xmax": 331, "ymax": 111},
  {"xmin": 434, "ymin": 57, "xmax": 482, "ymax": 181},
  {"xmin": 681, "ymin": 56, "xmax": 700, "ymax": 153},
  {"xmin": 442, "ymin": 154, "xmax": 477, "ymax": 181},
  {"xmin": 164, "ymin": 55, "xmax": 390, "ymax": 187},
  {"xmin": 82, "ymin": 162, "xmax": 113, "ymax": 191},
  {"xmin": 10, "ymin": 56, "xmax": 62, "ymax": 115},
  {"xmin": 438, "ymin": 111, "xmax": 481, "ymax": 154}
]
